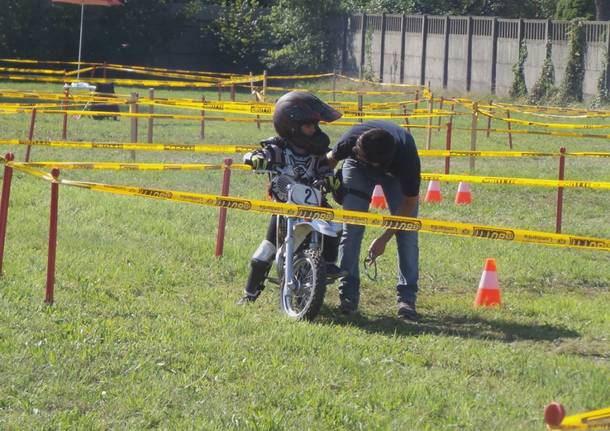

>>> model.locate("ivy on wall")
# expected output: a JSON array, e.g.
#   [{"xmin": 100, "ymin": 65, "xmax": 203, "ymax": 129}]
[
  {"xmin": 509, "ymin": 39, "xmax": 528, "ymax": 98},
  {"xmin": 362, "ymin": 26, "xmax": 377, "ymax": 81},
  {"xmin": 591, "ymin": 50, "xmax": 609, "ymax": 107},
  {"xmin": 528, "ymin": 39, "xmax": 556, "ymax": 104},
  {"xmin": 556, "ymin": 19, "xmax": 586, "ymax": 104}
]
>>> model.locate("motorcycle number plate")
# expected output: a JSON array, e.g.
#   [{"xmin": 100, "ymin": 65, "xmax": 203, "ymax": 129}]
[{"xmin": 290, "ymin": 183, "xmax": 322, "ymax": 206}]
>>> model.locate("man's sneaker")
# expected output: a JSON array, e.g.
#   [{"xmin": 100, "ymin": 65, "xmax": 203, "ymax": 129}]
[
  {"xmin": 325, "ymin": 263, "xmax": 348, "ymax": 281},
  {"xmin": 397, "ymin": 301, "xmax": 418, "ymax": 321},
  {"xmin": 236, "ymin": 292, "xmax": 259, "ymax": 305},
  {"xmin": 339, "ymin": 297, "xmax": 358, "ymax": 315}
]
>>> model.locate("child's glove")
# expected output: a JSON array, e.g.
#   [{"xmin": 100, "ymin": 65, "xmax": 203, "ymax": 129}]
[{"xmin": 250, "ymin": 153, "xmax": 269, "ymax": 171}]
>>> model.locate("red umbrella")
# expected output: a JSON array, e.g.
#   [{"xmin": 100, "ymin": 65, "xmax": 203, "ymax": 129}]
[{"xmin": 52, "ymin": 0, "xmax": 124, "ymax": 78}]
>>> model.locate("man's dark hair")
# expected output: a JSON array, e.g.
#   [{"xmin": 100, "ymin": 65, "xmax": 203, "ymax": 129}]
[{"xmin": 356, "ymin": 128, "xmax": 396, "ymax": 165}]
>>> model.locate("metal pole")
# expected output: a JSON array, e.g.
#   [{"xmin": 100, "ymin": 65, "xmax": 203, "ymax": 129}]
[
  {"xmin": 24, "ymin": 108, "xmax": 37, "ymax": 162},
  {"xmin": 215, "ymin": 159, "xmax": 233, "ymax": 257},
  {"xmin": 0, "ymin": 153, "xmax": 15, "ymax": 276},
  {"xmin": 46, "ymin": 168, "xmax": 60, "ymax": 305},
  {"xmin": 400, "ymin": 14, "xmax": 406, "ymax": 84},
  {"xmin": 77, "ymin": 3, "xmax": 84, "ymax": 80},
  {"xmin": 556, "ymin": 147, "xmax": 566, "ymax": 233},
  {"xmin": 420, "ymin": 15, "xmax": 428, "ymax": 86},
  {"xmin": 379, "ymin": 13, "xmax": 386, "ymax": 82},
  {"xmin": 357, "ymin": 94, "xmax": 363, "ymax": 123},
  {"xmin": 442, "ymin": 15, "xmax": 450, "ymax": 89}
]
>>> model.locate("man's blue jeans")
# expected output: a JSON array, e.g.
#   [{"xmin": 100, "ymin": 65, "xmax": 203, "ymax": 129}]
[{"xmin": 338, "ymin": 159, "xmax": 419, "ymax": 306}]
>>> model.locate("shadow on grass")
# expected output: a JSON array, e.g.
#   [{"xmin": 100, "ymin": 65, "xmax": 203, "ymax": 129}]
[{"xmin": 316, "ymin": 306, "xmax": 580, "ymax": 342}]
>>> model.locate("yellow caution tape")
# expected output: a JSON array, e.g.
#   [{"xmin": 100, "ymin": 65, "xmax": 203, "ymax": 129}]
[
  {"xmin": 103, "ymin": 65, "xmax": 223, "ymax": 82},
  {"xmin": 266, "ymin": 73, "xmax": 335, "ymax": 80},
  {"xmin": 4, "ymin": 155, "xmax": 607, "ymax": 251},
  {"xmin": 554, "ymin": 406, "xmax": 610, "ymax": 430},
  {"xmin": 493, "ymin": 101, "xmax": 610, "ymax": 117},
  {"xmin": 477, "ymin": 109, "xmax": 610, "ymax": 130},
  {"xmin": 454, "ymin": 126, "xmax": 610, "ymax": 140},
  {"xmin": 48, "ymin": 179, "xmax": 610, "ymax": 252},
  {"xmin": 14, "ymin": 161, "xmax": 608, "ymax": 190},
  {"xmin": 0, "ymin": 139, "xmax": 257, "ymax": 153},
  {"xmin": 3, "ymin": 74, "xmax": 266, "ymax": 89},
  {"xmin": 262, "ymin": 85, "xmax": 416, "ymax": 96},
  {"xmin": 3, "ymin": 140, "xmax": 609, "ymax": 160},
  {"xmin": 12, "ymin": 161, "xmax": 253, "ymax": 171},
  {"xmin": 418, "ymin": 150, "xmax": 610, "ymax": 158},
  {"xmin": 0, "ymin": 66, "xmax": 67, "ymax": 75},
  {"xmin": 422, "ymin": 173, "xmax": 610, "ymax": 190}
]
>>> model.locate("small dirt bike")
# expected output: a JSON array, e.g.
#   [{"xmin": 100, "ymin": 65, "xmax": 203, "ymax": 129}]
[{"xmin": 266, "ymin": 173, "xmax": 342, "ymax": 321}]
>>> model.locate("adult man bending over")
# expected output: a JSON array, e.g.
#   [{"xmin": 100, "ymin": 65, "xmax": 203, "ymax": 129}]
[{"xmin": 327, "ymin": 120, "xmax": 421, "ymax": 320}]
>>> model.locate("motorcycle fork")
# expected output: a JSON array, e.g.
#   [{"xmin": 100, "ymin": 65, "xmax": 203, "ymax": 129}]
[{"xmin": 283, "ymin": 216, "xmax": 296, "ymax": 293}]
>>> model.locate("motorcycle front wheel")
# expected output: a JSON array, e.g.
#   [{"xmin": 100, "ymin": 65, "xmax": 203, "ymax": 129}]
[{"xmin": 279, "ymin": 248, "xmax": 326, "ymax": 321}]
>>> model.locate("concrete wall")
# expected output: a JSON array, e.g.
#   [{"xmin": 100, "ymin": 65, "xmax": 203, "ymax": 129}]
[{"xmin": 345, "ymin": 14, "xmax": 610, "ymax": 99}]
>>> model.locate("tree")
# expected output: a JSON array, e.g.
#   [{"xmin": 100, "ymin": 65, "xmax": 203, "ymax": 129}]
[
  {"xmin": 195, "ymin": 0, "xmax": 270, "ymax": 71},
  {"xmin": 555, "ymin": 0, "xmax": 596, "ymax": 20},
  {"xmin": 265, "ymin": 0, "xmax": 345, "ymax": 72}
]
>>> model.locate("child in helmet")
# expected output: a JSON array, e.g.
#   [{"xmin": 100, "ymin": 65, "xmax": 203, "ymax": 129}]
[{"xmin": 237, "ymin": 91, "xmax": 343, "ymax": 304}]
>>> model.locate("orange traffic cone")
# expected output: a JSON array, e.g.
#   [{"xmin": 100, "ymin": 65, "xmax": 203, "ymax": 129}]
[
  {"xmin": 474, "ymin": 258, "xmax": 501, "ymax": 307},
  {"xmin": 424, "ymin": 180, "xmax": 442, "ymax": 203},
  {"xmin": 371, "ymin": 185, "xmax": 388, "ymax": 209},
  {"xmin": 455, "ymin": 182, "xmax": 472, "ymax": 204}
]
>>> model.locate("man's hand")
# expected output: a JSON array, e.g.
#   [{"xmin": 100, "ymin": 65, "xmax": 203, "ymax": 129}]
[
  {"xmin": 367, "ymin": 236, "xmax": 389, "ymax": 263},
  {"xmin": 324, "ymin": 174, "xmax": 341, "ymax": 193}
]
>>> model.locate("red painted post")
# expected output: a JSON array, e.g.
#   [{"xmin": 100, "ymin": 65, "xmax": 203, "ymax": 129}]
[
  {"xmin": 437, "ymin": 96, "xmax": 444, "ymax": 133},
  {"xmin": 62, "ymin": 86, "xmax": 69, "ymax": 140},
  {"xmin": 200, "ymin": 95, "xmax": 206, "ymax": 141},
  {"xmin": 147, "ymin": 88, "xmax": 155, "ymax": 144},
  {"xmin": 0, "ymin": 153, "xmax": 15, "ymax": 275},
  {"xmin": 402, "ymin": 105, "xmax": 411, "ymax": 133},
  {"xmin": 230, "ymin": 84, "xmax": 236, "ymax": 101},
  {"xmin": 46, "ymin": 168, "xmax": 60, "ymax": 305},
  {"xmin": 215, "ymin": 159, "xmax": 232, "ymax": 257},
  {"xmin": 556, "ymin": 147, "xmax": 566, "ymax": 234},
  {"xmin": 414, "ymin": 89, "xmax": 419, "ymax": 111},
  {"xmin": 506, "ymin": 109, "xmax": 513, "ymax": 149},
  {"xmin": 24, "ymin": 108, "xmax": 37, "ymax": 162},
  {"xmin": 444, "ymin": 122, "xmax": 452, "ymax": 174},
  {"xmin": 486, "ymin": 99, "xmax": 493, "ymax": 138}
]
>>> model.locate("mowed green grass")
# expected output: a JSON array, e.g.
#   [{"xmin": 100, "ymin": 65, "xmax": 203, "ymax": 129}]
[{"xmin": 0, "ymin": 81, "xmax": 608, "ymax": 430}]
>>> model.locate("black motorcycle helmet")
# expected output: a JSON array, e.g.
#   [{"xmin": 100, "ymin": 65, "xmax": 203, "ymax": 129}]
[{"xmin": 273, "ymin": 91, "xmax": 342, "ymax": 155}]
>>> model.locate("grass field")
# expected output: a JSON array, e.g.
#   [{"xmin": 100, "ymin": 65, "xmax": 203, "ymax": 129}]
[{"xmin": 0, "ymin": 80, "xmax": 608, "ymax": 429}]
